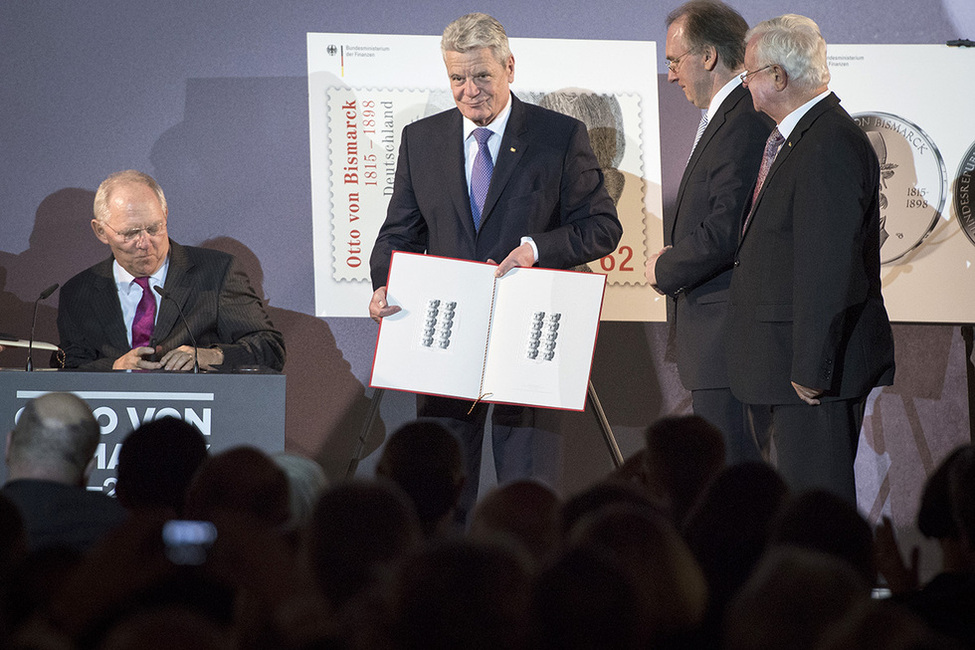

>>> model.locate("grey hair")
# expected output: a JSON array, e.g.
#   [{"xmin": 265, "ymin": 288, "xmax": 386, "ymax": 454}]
[
  {"xmin": 441, "ymin": 13, "xmax": 511, "ymax": 65},
  {"xmin": 746, "ymin": 14, "xmax": 830, "ymax": 91},
  {"xmin": 93, "ymin": 170, "xmax": 168, "ymax": 222},
  {"xmin": 8, "ymin": 393, "xmax": 100, "ymax": 484}
]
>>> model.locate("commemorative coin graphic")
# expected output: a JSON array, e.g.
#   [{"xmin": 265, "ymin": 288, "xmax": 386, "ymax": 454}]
[
  {"xmin": 952, "ymin": 141, "xmax": 975, "ymax": 250},
  {"xmin": 852, "ymin": 112, "xmax": 946, "ymax": 264}
]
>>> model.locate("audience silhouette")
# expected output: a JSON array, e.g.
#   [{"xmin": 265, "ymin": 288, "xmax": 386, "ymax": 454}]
[
  {"xmin": 375, "ymin": 421, "xmax": 465, "ymax": 538},
  {"xmin": 469, "ymin": 479, "xmax": 561, "ymax": 570},
  {"xmin": 0, "ymin": 405, "xmax": 972, "ymax": 649},
  {"xmin": 115, "ymin": 416, "xmax": 209, "ymax": 517},
  {"xmin": 2, "ymin": 393, "xmax": 127, "ymax": 553},
  {"xmin": 643, "ymin": 415, "xmax": 726, "ymax": 527},
  {"xmin": 682, "ymin": 461, "xmax": 790, "ymax": 644}
]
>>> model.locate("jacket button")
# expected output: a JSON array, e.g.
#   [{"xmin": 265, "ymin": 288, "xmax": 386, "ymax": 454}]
[{"xmin": 733, "ymin": 259, "xmax": 740, "ymax": 267}]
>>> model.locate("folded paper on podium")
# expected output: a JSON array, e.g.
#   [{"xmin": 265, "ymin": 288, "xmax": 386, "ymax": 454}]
[{"xmin": 370, "ymin": 252, "xmax": 606, "ymax": 411}]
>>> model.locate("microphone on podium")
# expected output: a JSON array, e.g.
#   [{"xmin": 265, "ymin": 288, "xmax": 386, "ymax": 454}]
[
  {"xmin": 153, "ymin": 285, "xmax": 200, "ymax": 374},
  {"xmin": 26, "ymin": 283, "xmax": 59, "ymax": 372}
]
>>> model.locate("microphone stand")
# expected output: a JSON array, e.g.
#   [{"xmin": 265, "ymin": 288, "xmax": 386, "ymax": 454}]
[
  {"xmin": 26, "ymin": 283, "xmax": 59, "ymax": 371},
  {"xmin": 153, "ymin": 286, "xmax": 200, "ymax": 373}
]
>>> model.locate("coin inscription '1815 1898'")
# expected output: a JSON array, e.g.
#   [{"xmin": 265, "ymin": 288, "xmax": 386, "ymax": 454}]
[{"xmin": 853, "ymin": 112, "xmax": 946, "ymax": 264}]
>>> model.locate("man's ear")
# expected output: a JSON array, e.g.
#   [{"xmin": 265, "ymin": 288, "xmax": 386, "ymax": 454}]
[
  {"xmin": 702, "ymin": 45, "xmax": 718, "ymax": 72},
  {"xmin": 771, "ymin": 64, "xmax": 789, "ymax": 91},
  {"xmin": 92, "ymin": 219, "xmax": 111, "ymax": 245}
]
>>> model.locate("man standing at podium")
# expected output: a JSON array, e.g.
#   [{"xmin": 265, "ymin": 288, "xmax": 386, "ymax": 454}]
[
  {"xmin": 57, "ymin": 170, "xmax": 285, "ymax": 372},
  {"xmin": 369, "ymin": 13, "xmax": 621, "ymax": 519}
]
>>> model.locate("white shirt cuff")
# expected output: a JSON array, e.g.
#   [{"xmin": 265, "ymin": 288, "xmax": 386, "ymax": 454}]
[{"xmin": 520, "ymin": 236, "xmax": 539, "ymax": 263}]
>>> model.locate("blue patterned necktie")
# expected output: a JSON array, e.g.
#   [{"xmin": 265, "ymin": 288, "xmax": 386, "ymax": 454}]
[{"xmin": 470, "ymin": 127, "xmax": 494, "ymax": 231}]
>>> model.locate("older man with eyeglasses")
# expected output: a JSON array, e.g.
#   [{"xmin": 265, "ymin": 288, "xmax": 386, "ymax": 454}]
[
  {"xmin": 57, "ymin": 170, "xmax": 285, "ymax": 371},
  {"xmin": 728, "ymin": 15, "xmax": 895, "ymax": 503}
]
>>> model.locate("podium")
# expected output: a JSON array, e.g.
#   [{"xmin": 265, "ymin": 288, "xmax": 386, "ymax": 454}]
[{"xmin": 0, "ymin": 370, "xmax": 286, "ymax": 494}]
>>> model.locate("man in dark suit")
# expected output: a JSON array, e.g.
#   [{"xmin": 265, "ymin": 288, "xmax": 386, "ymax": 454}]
[
  {"xmin": 3, "ymin": 392, "xmax": 127, "ymax": 551},
  {"xmin": 57, "ymin": 170, "xmax": 285, "ymax": 371},
  {"xmin": 369, "ymin": 13, "xmax": 621, "ymax": 517},
  {"xmin": 730, "ymin": 14, "xmax": 895, "ymax": 502},
  {"xmin": 646, "ymin": 0, "xmax": 773, "ymax": 463}
]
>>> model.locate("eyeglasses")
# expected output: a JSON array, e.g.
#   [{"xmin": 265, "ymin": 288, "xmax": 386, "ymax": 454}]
[
  {"xmin": 664, "ymin": 46, "xmax": 700, "ymax": 73},
  {"xmin": 103, "ymin": 221, "xmax": 167, "ymax": 242},
  {"xmin": 740, "ymin": 65, "xmax": 773, "ymax": 84}
]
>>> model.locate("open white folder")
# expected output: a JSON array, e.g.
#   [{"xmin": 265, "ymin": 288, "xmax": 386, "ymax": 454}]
[{"xmin": 370, "ymin": 252, "xmax": 606, "ymax": 411}]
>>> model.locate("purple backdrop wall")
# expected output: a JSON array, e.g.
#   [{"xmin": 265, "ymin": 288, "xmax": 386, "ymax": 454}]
[{"xmin": 1, "ymin": 1, "xmax": 973, "ymax": 573}]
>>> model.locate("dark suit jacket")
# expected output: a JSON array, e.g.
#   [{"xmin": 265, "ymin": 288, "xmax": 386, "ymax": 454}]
[
  {"xmin": 655, "ymin": 84, "xmax": 773, "ymax": 390},
  {"xmin": 2, "ymin": 479, "xmax": 128, "ymax": 552},
  {"xmin": 57, "ymin": 241, "xmax": 286, "ymax": 371},
  {"xmin": 727, "ymin": 93, "xmax": 895, "ymax": 404},
  {"xmin": 369, "ymin": 94, "xmax": 621, "ymax": 423},
  {"xmin": 369, "ymin": 94, "xmax": 622, "ymax": 288}
]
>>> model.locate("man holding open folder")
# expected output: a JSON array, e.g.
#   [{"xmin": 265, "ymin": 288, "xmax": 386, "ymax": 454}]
[{"xmin": 369, "ymin": 13, "xmax": 621, "ymax": 520}]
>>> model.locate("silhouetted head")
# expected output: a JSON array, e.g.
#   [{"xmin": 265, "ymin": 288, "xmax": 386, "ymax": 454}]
[
  {"xmin": 683, "ymin": 461, "xmax": 789, "ymax": 632},
  {"xmin": 769, "ymin": 489, "xmax": 876, "ymax": 586},
  {"xmin": 393, "ymin": 538, "xmax": 531, "ymax": 650},
  {"xmin": 6, "ymin": 392, "xmax": 98, "ymax": 486},
  {"xmin": 376, "ymin": 421, "xmax": 465, "ymax": 537},
  {"xmin": 183, "ymin": 446, "xmax": 289, "ymax": 529},
  {"xmin": 469, "ymin": 479, "xmax": 560, "ymax": 568},
  {"xmin": 643, "ymin": 415, "xmax": 726, "ymax": 526},
  {"xmin": 568, "ymin": 504, "xmax": 708, "ymax": 644},
  {"xmin": 724, "ymin": 547, "xmax": 870, "ymax": 650},
  {"xmin": 307, "ymin": 479, "xmax": 421, "ymax": 609},
  {"xmin": 529, "ymin": 546, "xmax": 641, "ymax": 650},
  {"xmin": 115, "ymin": 417, "xmax": 209, "ymax": 515}
]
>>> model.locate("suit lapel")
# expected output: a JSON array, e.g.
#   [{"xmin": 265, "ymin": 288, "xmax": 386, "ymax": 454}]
[
  {"xmin": 90, "ymin": 257, "xmax": 130, "ymax": 351},
  {"xmin": 674, "ymin": 85, "xmax": 747, "ymax": 240},
  {"xmin": 673, "ymin": 136, "xmax": 700, "ymax": 234},
  {"xmin": 430, "ymin": 109, "xmax": 475, "ymax": 246},
  {"xmin": 740, "ymin": 93, "xmax": 840, "ymax": 241},
  {"xmin": 440, "ymin": 109, "xmax": 479, "ymax": 243},
  {"xmin": 155, "ymin": 241, "xmax": 191, "ymax": 343},
  {"xmin": 479, "ymin": 94, "xmax": 527, "ymax": 231}
]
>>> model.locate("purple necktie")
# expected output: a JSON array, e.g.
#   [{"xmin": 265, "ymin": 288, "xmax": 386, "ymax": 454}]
[
  {"xmin": 743, "ymin": 127, "xmax": 785, "ymax": 233},
  {"xmin": 132, "ymin": 277, "xmax": 156, "ymax": 348},
  {"xmin": 470, "ymin": 127, "xmax": 494, "ymax": 231}
]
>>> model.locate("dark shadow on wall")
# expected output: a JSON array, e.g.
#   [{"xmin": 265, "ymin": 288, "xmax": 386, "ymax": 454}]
[
  {"xmin": 862, "ymin": 324, "xmax": 972, "ymax": 476},
  {"xmin": 149, "ymin": 76, "xmax": 387, "ymax": 479},
  {"xmin": 0, "ymin": 188, "xmax": 102, "ymax": 369},
  {"xmin": 200, "ymin": 237, "xmax": 375, "ymax": 483},
  {"xmin": 148, "ymin": 76, "xmax": 314, "ymax": 315}
]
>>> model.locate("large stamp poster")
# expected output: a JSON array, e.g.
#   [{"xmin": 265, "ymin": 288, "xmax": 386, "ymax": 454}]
[
  {"xmin": 308, "ymin": 34, "xmax": 662, "ymax": 321},
  {"xmin": 828, "ymin": 45, "xmax": 975, "ymax": 323}
]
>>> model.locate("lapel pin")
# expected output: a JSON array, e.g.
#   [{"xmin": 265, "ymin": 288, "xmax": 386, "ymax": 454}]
[{"xmin": 510, "ymin": 147, "xmax": 516, "ymax": 152}]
